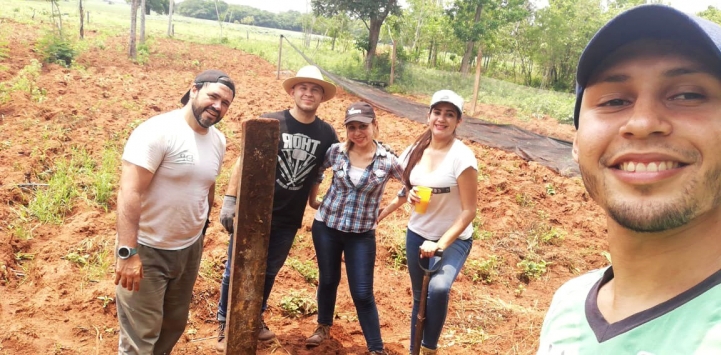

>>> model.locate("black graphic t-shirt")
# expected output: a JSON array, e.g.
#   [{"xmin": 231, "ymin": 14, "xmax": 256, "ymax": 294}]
[{"xmin": 261, "ymin": 110, "xmax": 338, "ymax": 228}]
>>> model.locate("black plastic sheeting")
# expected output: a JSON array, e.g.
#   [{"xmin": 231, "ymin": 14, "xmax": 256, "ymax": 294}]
[{"xmin": 282, "ymin": 36, "xmax": 580, "ymax": 177}]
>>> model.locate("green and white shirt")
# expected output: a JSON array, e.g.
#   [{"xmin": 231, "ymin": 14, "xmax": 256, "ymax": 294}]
[{"xmin": 538, "ymin": 267, "xmax": 721, "ymax": 355}]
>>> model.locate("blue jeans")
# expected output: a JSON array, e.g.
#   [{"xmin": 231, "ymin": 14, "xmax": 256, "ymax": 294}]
[
  {"xmin": 312, "ymin": 220, "xmax": 383, "ymax": 352},
  {"xmin": 406, "ymin": 228, "xmax": 472, "ymax": 352},
  {"xmin": 217, "ymin": 225, "xmax": 298, "ymax": 321}
]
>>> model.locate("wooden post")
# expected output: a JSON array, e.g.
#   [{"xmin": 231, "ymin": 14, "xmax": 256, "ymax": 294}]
[
  {"xmin": 390, "ymin": 40, "xmax": 395, "ymax": 86},
  {"xmin": 167, "ymin": 0, "xmax": 174, "ymax": 37},
  {"xmin": 79, "ymin": 0, "xmax": 84, "ymax": 39},
  {"xmin": 276, "ymin": 35, "xmax": 283, "ymax": 80},
  {"xmin": 471, "ymin": 46, "xmax": 483, "ymax": 116},
  {"xmin": 225, "ymin": 118, "xmax": 280, "ymax": 354}
]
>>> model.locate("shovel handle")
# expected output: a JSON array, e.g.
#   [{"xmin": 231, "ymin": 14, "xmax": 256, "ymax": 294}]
[{"xmin": 412, "ymin": 249, "xmax": 444, "ymax": 354}]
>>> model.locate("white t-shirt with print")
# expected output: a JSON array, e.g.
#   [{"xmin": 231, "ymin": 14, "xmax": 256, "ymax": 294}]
[
  {"xmin": 401, "ymin": 139, "xmax": 478, "ymax": 241},
  {"xmin": 122, "ymin": 110, "xmax": 226, "ymax": 250}
]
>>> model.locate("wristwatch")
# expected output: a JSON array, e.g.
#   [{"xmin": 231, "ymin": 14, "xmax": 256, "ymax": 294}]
[{"xmin": 117, "ymin": 246, "xmax": 138, "ymax": 259}]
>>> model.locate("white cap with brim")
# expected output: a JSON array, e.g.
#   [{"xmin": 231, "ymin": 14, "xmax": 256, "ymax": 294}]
[
  {"xmin": 430, "ymin": 90, "xmax": 464, "ymax": 117},
  {"xmin": 573, "ymin": 4, "xmax": 721, "ymax": 128},
  {"xmin": 282, "ymin": 65, "xmax": 337, "ymax": 102}
]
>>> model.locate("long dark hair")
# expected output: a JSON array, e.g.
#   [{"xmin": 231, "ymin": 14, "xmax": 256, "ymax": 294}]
[{"xmin": 402, "ymin": 129, "xmax": 432, "ymax": 191}]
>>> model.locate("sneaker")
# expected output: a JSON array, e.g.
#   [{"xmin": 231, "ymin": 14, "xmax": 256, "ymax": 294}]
[
  {"xmin": 258, "ymin": 318, "xmax": 276, "ymax": 341},
  {"xmin": 214, "ymin": 322, "xmax": 226, "ymax": 353},
  {"xmin": 369, "ymin": 350, "xmax": 387, "ymax": 355},
  {"xmin": 305, "ymin": 324, "xmax": 331, "ymax": 347}
]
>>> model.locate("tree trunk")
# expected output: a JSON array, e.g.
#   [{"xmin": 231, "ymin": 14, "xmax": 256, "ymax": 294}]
[
  {"xmin": 411, "ymin": 14, "xmax": 422, "ymax": 53},
  {"xmin": 427, "ymin": 40, "xmax": 433, "ymax": 66},
  {"xmin": 365, "ymin": 17, "xmax": 383, "ymax": 71},
  {"xmin": 430, "ymin": 41, "xmax": 438, "ymax": 68},
  {"xmin": 167, "ymin": 0, "xmax": 174, "ymax": 37},
  {"xmin": 460, "ymin": 40, "xmax": 474, "ymax": 74},
  {"xmin": 303, "ymin": 16, "xmax": 316, "ymax": 47},
  {"xmin": 214, "ymin": 0, "xmax": 223, "ymax": 41},
  {"xmin": 459, "ymin": 3, "xmax": 483, "ymax": 74},
  {"xmin": 390, "ymin": 40, "xmax": 395, "ymax": 86},
  {"xmin": 79, "ymin": 0, "xmax": 84, "ymax": 39},
  {"xmin": 471, "ymin": 46, "xmax": 483, "ymax": 115},
  {"xmin": 129, "ymin": 0, "xmax": 138, "ymax": 59},
  {"xmin": 140, "ymin": 0, "xmax": 146, "ymax": 44}
]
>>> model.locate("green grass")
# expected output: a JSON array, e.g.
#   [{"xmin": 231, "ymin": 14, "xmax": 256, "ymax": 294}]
[
  {"xmin": 0, "ymin": 39, "xmax": 9, "ymax": 60},
  {"xmin": 62, "ymin": 236, "xmax": 114, "ymax": 285},
  {"xmin": 19, "ymin": 144, "xmax": 121, "ymax": 225},
  {"xmin": 77, "ymin": 145, "xmax": 121, "ymax": 211},
  {"xmin": 386, "ymin": 60, "xmax": 576, "ymax": 123},
  {"xmin": 27, "ymin": 157, "xmax": 78, "ymax": 224},
  {"xmin": 0, "ymin": 59, "xmax": 46, "ymax": 104}
]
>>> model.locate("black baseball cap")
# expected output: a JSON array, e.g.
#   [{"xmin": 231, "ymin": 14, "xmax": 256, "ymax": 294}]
[
  {"xmin": 573, "ymin": 5, "xmax": 721, "ymax": 128},
  {"xmin": 344, "ymin": 102, "xmax": 376, "ymax": 124},
  {"xmin": 180, "ymin": 69, "xmax": 236, "ymax": 105}
]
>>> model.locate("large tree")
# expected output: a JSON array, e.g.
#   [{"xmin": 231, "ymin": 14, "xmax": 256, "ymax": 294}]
[
  {"xmin": 447, "ymin": 0, "xmax": 528, "ymax": 74},
  {"xmin": 129, "ymin": 0, "xmax": 139, "ymax": 59},
  {"xmin": 312, "ymin": 0, "xmax": 401, "ymax": 70}
]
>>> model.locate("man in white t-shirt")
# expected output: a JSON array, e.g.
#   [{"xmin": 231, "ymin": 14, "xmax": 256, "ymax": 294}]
[{"xmin": 114, "ymin": 69, "xmax": 235, "ymax": 355}]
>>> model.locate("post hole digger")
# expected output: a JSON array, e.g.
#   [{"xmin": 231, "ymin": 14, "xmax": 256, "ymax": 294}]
[{"xmin": 412, "ymin": 249, "xmax": 444, "ymax": 355}]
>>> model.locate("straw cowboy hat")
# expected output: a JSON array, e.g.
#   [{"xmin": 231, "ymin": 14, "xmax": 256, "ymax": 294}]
[{"xmin": 282, "ymin": 65, "xmax": 337, "ymax": 102}]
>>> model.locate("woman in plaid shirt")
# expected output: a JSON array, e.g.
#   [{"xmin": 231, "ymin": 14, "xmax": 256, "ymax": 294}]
[{"xmin": 305, "ymin": 102, "xmax": 404, "ymax": 354}]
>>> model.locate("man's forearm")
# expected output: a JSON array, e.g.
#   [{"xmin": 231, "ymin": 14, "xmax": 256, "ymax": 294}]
[
  {"xmin": 116, "ymin": 189, "xmax": 141, "ymax": 247},
  {"xmin": 208, "ymin": 183, "xmax": 216, "ymax": 214},
  {"xmin": 225, "ymin": 158, "xmax": 241, "ymax": 197}
]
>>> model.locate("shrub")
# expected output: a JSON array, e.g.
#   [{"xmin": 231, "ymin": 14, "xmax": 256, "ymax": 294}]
[
  {"xmin": 279, "ymin": 290, "xmax": 317, "ymax": 318},
  {"xmin": 287, "ymin": 257, "xmax": 318, "ymax": 285},
  {"xmin": 36, "ymin": 33, "xmax": 76, "ymax": 67},
  {"xmin": 517, "ymin": 259, "xmax": 548, "ymax": 283},
  {"xmin": 464, "ymin": 255, "xmax": 501, "ymax": 284}
]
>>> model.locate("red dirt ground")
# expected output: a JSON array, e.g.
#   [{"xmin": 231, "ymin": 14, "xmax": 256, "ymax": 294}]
[{"xmin": 0, "ymin": 20, "xmax": 608, "ymax": 354}]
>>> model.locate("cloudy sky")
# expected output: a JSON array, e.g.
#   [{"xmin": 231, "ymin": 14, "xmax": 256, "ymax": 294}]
[{"xmin": 226, "ymin": 0, "xmax": 720, "ymax": 15}]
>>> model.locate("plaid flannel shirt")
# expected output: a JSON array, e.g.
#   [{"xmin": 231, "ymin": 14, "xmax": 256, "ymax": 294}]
[{"xmin": 316, "ymin": 142, "xmax": 403, "ymax": 233}]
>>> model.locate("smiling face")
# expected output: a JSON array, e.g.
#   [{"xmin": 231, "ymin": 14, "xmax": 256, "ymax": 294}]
[
  {"xmin": 291, "ymin": 82, "xmax": 324, "ymax": 113},
  {"xmin": 575, "ymin": 39, "xmax": 721, "ymax": 232},
  {"xmin": 427, "ymin": 102, "xmax": 461, "ymax": 140},
  {"xmin": 345, "ymin": 120, "xmax": 376, "ymax": 149},
  {"xmin": 190, "ymin": 82, "xmax": 233, "ymax": 128}
]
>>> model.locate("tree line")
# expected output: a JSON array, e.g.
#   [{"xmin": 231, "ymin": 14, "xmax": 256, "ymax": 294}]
[
  {"xmin": 130, "ymin": 0, "xmax": 721, "ymax": 93},
  {"xmin": 175, "ymin": 0, "xmax": 306, "ymax": 31}
]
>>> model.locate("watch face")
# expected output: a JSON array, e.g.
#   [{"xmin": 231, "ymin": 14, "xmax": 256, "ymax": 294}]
[{"xmin": 118, "ymin": 247, "xmax": 130, "ymax": 258}]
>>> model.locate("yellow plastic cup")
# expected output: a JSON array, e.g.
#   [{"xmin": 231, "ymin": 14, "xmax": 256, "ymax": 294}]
[{"xmin": 414, "ymin": 186, "xmax": 432, "ymax": 214}]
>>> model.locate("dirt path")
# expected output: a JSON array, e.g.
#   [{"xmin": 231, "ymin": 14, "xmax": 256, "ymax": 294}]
[{"xmin": 0, "ymin": 20, "xmax": 607, "ymax": 354}]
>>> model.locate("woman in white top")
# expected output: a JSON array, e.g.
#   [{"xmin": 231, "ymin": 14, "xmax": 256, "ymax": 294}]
[{"xmin": 379, "ymin": 90, "xmax": 478, "ymax": 355}]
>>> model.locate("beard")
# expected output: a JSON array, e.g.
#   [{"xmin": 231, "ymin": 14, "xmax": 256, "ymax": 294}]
[
  {"xmin": 191, "ymin": 100, "xmax": 221, "ymax": 129},
  {"xmin": 580, "ymin": 162, "xmax": 721, "ymax": 233}
]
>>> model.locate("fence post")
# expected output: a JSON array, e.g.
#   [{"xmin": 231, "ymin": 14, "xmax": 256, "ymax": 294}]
[
  {"xmin": 277, "ymin": 35, "xmax": 283, "ymax": 80},
  {"xmin": 225, "ymin": 118, "xmax": 280, "ymax": 354}
]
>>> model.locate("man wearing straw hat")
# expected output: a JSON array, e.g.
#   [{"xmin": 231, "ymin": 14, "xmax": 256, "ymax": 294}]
[{"xmin": 214, "ymin": 65, "xmax": 339, "ymax": 351}]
